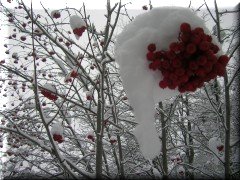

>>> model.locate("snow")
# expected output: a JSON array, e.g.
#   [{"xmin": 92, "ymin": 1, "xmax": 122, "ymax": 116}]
[
  {"xmin": 177, "ymin": 166, "xmax": 185, "ymax": 176},
  {"xmin": 51, "ymin": 122, "xmax": 63, "ymax": 135},
  {"xmin": 34, "ymin": 27, "xmax": 43, "ymax": 35},
  {"xmin": 11, "ymin": 52, "xmax": 18, "ymax": 59},
  {"xmin": 69, "ymin": 15, "xmax": 86, "ymax": 39},
  {"xmin": 51, "ymin": 10, "xmax": 60, "ymax": 18},
  {"xmin": 115, "ymin": 7, "xmax": 222, "ymax": 159},
  {"xmin": 208, "ymin": 136, "xmax": 224, "ymax": 164},
  {"xmin": 70, "ymin": 15, "xmax": 86, "ymax": 29},
  {"xmin": 43, "ymin": 83, "xmax": 57, "ymax": 93},
  {"xmin": 152, "ymin": 167, "xmax": 161, "ymax": 178}
]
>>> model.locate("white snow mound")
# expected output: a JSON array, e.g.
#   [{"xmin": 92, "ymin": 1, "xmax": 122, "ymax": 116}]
[
  {"xmin": 115, "ymin": 7, "xmax": 220, "ymax": 159},
  {"xmin": 70, "ymin": 15, "xmax": 86, "ymax": 29}
]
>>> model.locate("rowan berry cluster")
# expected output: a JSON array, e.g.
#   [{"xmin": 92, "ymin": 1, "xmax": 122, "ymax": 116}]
[
  {"xmin": 40, "ymin": 89, "xmax": 58, "ymax": 101},
  {"xmin": 53, "ymin": 134, "xmax": 64, "ymax": 143},
  {"xmin": 73, "ymin": 26, "xmax": 86, "ymax": 37},
  {"xmin": 146, "ymin": 22, "xmax": 229, "ymax": 93}
]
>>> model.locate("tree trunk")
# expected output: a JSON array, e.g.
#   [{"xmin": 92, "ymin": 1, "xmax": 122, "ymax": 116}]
[
  {"xmin": 186, "ymin": 95, "xmax": 194, "ymax": 179},
  {"xmin": 159, "ymin": 102, "xmax": 168, "ymax": 179},
  {"xmin": 224, "ymin": 74, "xmax": 231, "ymax": 179},
  {"xmin": 96, "ymin": 100, "xmax": 103, "ymax": 178}
]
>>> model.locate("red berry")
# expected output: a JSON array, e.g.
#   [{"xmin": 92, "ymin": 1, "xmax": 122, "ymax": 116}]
[
  {"xmin": 186, "ymin": 43, "xmax": 196, "ymax": 54},
  {"xmin": 169, "ymin": 42, "xmax": 180, "ymax": 52},
  {"xmin": 70, "ymin": 70, "xmax": 78, "ymax": 78},
  {"xmin": 53, "ymin": 12, "xmax": 61, "ymax": 19},
  {"xmin": 146, "ymin": 52, "xmax": 155, "ymax": 61},
  {"xmin": 180, "ymin": 74, "xmax": 189, "ymax": 83},
  {"xmin": 53, "ymin": 134, "xmax": 63, "ymax": 143},
  {"xmin": 161, "ymin": 60, "xmax": 170, "ymax": 69},
  {"xmin": 199, "ymin": 41, "xmax": 210, "ymax": 51},
  {"xmin": 206, "ymin": 50, "xmax": 214, "ymax": 57},
  {"xmin": 195, "ymin": 68, "xmax": 206, "ymax": 77},
  {"xmin": 166, "ymin": 51, "xmax": 176, "ymax": 59},
  {"xmin": 159, "ymin": 80, "xmax": 168, "ymax": 89},
  {"xmin": 110, "ymin": 139, "xmax": 117, "ymax": 144},
  {"xmin": 168, "ymin": 83, "xmax": 177, "ymax": 89},
  {"xmin": 148, "ymin": 43, "xmax": 156, "ymax": 52},
  {"xmin": 208, "ymin": 54, "xmax": 218, "ymax": 64},
  {"xmin": 206, "ymin": 72, "xmax": 217, "ymax": 81},
  {"xmin": 192, "ymin": 27, "xmax": 204, "ymax": 35},
  {"xmin": 87, "ymin": 135, "xmax": 95, "ymax": 142},
  {"xmin": 122, "ymin": 96, "xmax": 128, "ymax": 100},
  {"xmin": 180, "ymin": 23, "xmax": 191, "ymax": 33},
  {"xmin": 169, "ymin": 73, "xmax": 178, "ymax": 81},
  {"xmin": 186, "ymin": 69, "xmax": 194, "ymax": 76},
  {"xmin": 175, "ymin": 68, "xmax": 185, "ymax": 76},
  {"xmin": 142, "ymin": 5, "xmax": 148, "ymax": 10},
  {"xmin": 191, "ymin": 35, "xmax": 202, "ymax": 45},
  {"xmin": 73, "ymin": 26, "xmax": 86, "ymax": 37},
  {"xmin": 161, "ymin": 70, "xmax": 170, "ymax": 78},
  {"xmin": 204, "ymin": 61, "xmax": 213, "ymax": 73},
  {"xmin": 149, "ymin": 63, "xmax": 154, "ymax": 70},
  {"xmin": 186, "ymin": 83, "xmax": 196, "ymax": 92},
  {"xmin": 20, "ymin": 36, "xmax": 26, "ymax": 41},
  {"xmin": 218, "ymin": 55, "xmax": 229, "ymax": 66},
  {"xmin": 87, "ymin": 95, "xmax": 93, "ymax": 100},
  {"xmin": 217, "ymin": 145, "xmax": 224, "ymax": 151},
  {"xmin": 189, "ymin": 61, "xmax": 198, "ymax": 70},
  {"xmin": 178, "ymin": 86, "xmax": 186, "ymax": 93},
  {"xmin": 172, "ymin": 58, "xmax": 182, "ymax": 68},
  {"xmin": 197, "ymin": 80, "xmax": 204, "ymax": 88},
  {"xmin": 178, "ymin": 42, "xmax": 185, "ymax": 52},
  {"xmin": 155, "ymin": 51, "xmax": 164, "ymax": 59},
  {"xmin": 180, "ymin": 33, "xmax": 191, "ymax": 43},
  {"xmin": 149, "ymin": 60, "xmax": 161, "ymax": 70},
  {"xmin": 213, "ymin": 63, "xmax": 226, "ymax": 76},
  {"xmin": 197, "ymin": 56, "xmax": 207, "ymax": 66},
  {"xmin": 211, "ymin": 44, "xmax": 220, "ymax": 53},
  {"xmin": 203, "ymin": 35, "xmax": 212, "ymax": 42}
]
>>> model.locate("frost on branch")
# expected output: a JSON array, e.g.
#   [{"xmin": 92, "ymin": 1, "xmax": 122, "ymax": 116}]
[
  {"xmin": 86, "ymin": 130, "xmax": 95, "ymax": 142},
  {"xmin": 51, "ymin": 10, "xmax": 61, "ymax": 19},
  {"xmin": 115, "ymin": 7, "xmax": 227, "ymax": 159},
  {"xmin": 40, "ymin": 83, "xmax": 58, "ymax": 101},
  {"xmin": 51, "ymin": 122, "xmax": 64, "ymax": 143},
  {"xmin": 70, "ymin": 15, "xmax": 86, "ymax": 40},
  {"xmin": 209, "ymin": 137, "xmax": 224, "ymax": 164}
]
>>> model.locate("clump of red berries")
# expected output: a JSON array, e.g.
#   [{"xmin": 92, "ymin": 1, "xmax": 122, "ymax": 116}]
[
  {"xmin": 53, "ymin": 133, "xmax": 64, "ymax": 143},
  {"xmin": 146, "ymin": 22, "xmax": 229, "ymax": 93},
  {"xmin": 73, "ymin": 26, "xmax": 86, "ymax": 37},
  {"xmin": 41, "ymin": 89, "xmax": 58, "ymax": 101},
  {"xmin": 51, "ymin": 10, "xmax": 61, "ymax": 19},
  {"xmin": 217, "ymin": 144, "xmax": 224, "ymax": 152},
  {"xmin": 70, "ymin": 69, "xmax": 78, "ymax": 78}
]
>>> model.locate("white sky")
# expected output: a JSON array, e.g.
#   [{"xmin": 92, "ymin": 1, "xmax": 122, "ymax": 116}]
[{"xmin": 3, "ymin": 0, "xmax": 239, "ymax": 9}]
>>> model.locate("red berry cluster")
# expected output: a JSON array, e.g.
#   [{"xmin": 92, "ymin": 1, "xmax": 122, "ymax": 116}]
[
  {"xmin": 110, "ymin": 139, "xmax": 117, "ymax": 144},
  {"xmin": 53, "ymin": 134, "xmax": 64, "ymax": 143},
  {"xmin": 53, "ymin": 12, "xmax": 61, "ymax": 19},
  {"xmin": 73, "ymin": 26, "xmax": 86, "ymax": 37},
  {"xmin": 217, "ymin": 145, "xmax": 224, "ymax": 152},
  {"xmin": 146, "ymin": 22, "xmax": 229, "ymax": 93},
  {"xmin": 70, "ymin": 70, "xmax": 78, "ymax": 78},
  {"xmin": 41, "ymin": 89, "xmax": 58, "ymax": 101},
  {"xmin": 87, "ymin": 134, "xmax": 95, "ymax": 142}
]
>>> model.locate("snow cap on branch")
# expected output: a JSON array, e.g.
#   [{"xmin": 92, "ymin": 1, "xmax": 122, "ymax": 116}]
[
  {"xmin": 115, "ymin": 7, "xmax": 223, "ymax": 159},
  {"xmin": 70, "ymin": 15, "xmax": 86, "ymax": 40},
  {"xmin": 51, "ymin": 122, "xmax": 64, "ymax": 143},
  {"xmin": 51, "ymin": 10, "xmax": 61, "ymax": 19},
  {"xmin": 41, "ymin": 83, "xmax": 58, "ymax": 101}
]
